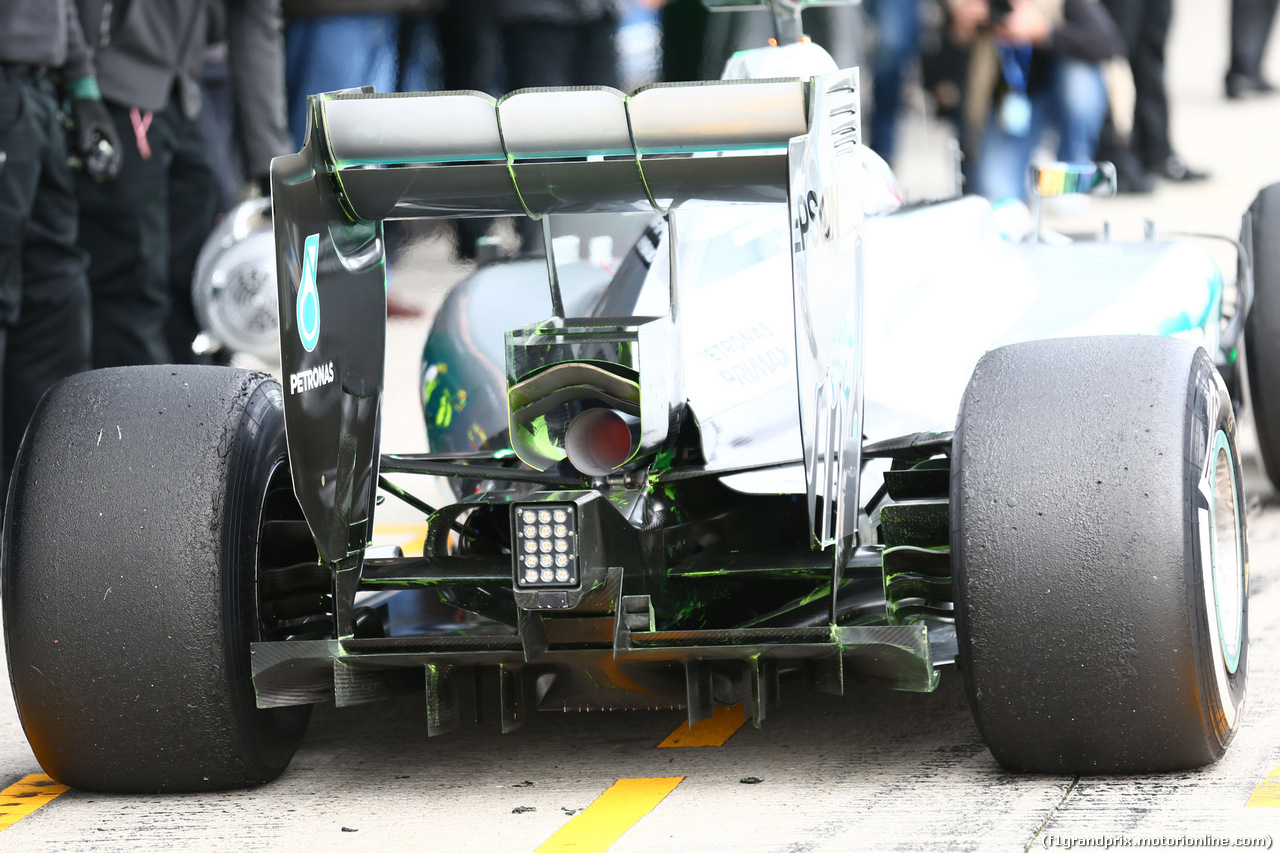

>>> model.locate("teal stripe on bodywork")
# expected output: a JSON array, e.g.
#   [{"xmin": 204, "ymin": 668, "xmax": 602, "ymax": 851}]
[{"xmin": 1156, "ymin": 266, "xmax": 1223, "ymax": 337}]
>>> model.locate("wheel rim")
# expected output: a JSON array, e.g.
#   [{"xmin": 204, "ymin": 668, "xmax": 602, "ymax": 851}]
[{"xmin": 1209, "ymin": 430, "xmax": 1245, "ymax": 674}]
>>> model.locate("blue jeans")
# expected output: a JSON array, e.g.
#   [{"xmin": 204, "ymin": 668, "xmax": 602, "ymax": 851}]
[
  {"xmin": 865, "ymin": 0, "xmax": 922, "ymax": 163},
  {"xmin": 974, "ymin": 58, "xmax": 1109, "ymax": 203},
  {"xmin": 285, "ymin": 14, "xmax": 401, "ymax": 148}
]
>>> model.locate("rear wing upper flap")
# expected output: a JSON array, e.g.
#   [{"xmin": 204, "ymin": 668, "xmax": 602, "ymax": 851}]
[{"xmin": 311, "ymin": 77, "xmax": 811, "ymax": 222}]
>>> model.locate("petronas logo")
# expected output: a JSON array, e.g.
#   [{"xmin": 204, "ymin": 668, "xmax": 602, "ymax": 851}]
[{"xmin": 297, "ymin": 234, "xmax": 320, "ymax": 352}]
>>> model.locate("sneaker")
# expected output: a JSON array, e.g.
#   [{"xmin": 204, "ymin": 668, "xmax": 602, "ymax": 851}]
[{"xmin": 1226, "ymin": 73, "xmax": 1277, "ymax": 100}]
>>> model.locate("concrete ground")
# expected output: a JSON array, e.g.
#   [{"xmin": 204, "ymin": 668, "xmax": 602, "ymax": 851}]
[{"xmin": 4, "ymin": 0, "xmax": 1280, "ymax": 850}]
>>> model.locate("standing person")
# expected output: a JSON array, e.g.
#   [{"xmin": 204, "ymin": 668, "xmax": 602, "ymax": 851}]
[
  {"xmin": 0, "ymin": 1, "xmax": 120, "ymax": 498},
  {"xmin": 74, "ymin": 0, "xmax": 220, "ymax": 368},
  {"xmin": 76, "ymin": 0, "xmax": 289, "ymax": 367},
  {"xmin": 1100, "ymin": 0, "xmax": 1207, "ymax": 182},
  {"xmin": 1226, "ymin": 0, "xmax": 1279, "ymax": 98},
  {"xmin": 953, "ymin": 0, "xmax": 1124, "ymax": 204}
]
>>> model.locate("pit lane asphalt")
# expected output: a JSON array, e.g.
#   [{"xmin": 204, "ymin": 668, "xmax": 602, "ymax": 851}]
[{"xmin": 3, "ymin": 1, "xmax": 1280, "ymax": 849}]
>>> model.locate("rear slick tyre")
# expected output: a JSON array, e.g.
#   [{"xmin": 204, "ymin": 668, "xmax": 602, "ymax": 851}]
[
  {"xmin": 952, "ymin": 336, "xmax": 1247, "ymax": 773},
  {"xmin": 3, "ymin": 366, "xmax": 312, "ymax": 792},
  {"xmin": 1245, "ymin": 181, "xmax": 1280, "ymax": 490}
]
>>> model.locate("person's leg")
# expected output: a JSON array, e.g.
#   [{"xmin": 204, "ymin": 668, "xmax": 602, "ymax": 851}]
[
  {"xmin": 1100, "ymin": 0, "xmax": 1142, "ymax": 50},
  {"xmin": 79, "ymin": 102, "xmax": 175, "ymax": 368},
  {"xmin": 1096, "ymin": 0, "xmax": 1155, "ymax": 191},
  {"xmin": 439, "ymin": 1, "xmax": 500, "ymax": 259},
  {"xmin": 165, "ymin": 111, "xmax": 219, "ymax": 364},
  {"xmin": 575, "ymin": 16, "xmax": 622, "ymax": 88},
  {"xmin": 8, "ymin": 79, "xmax": 91, "ymax": 480},
  {"xmin": 284, "ymin": 17, "xmax": 316, "ymax": 148},
  {"xmin": 1228, "ymin": 0, "xmax": 1280, "ymax": 89},
  {"xmin": 973, "ymin": 95, "xmax": 1049, "ymax": 204},
  {"xmin": 395, "ymin": 13, "xmax": 442, "ymax": 93},
  {"xmin": 0, "ymin": 71, "xmax": 41, "ymax": 492},
  {"xmin": 284, "ymin": 14, "xmax": 401, "ymax": 147},
  {"xmin": 1050, "ymin": 59, "xmax": 1108, "ymax": 163},
  {"xmin": 660, "ymin": 0, "xmax": 709, "ymax": 83},
  {"xmin": 1129, "ymin": 0, "xmax": 1173, "ymax": 169},
  {"xmin": 503, "ymin": 23, "xmax": 579, "ymax": 89},
  {"xmin": 867, "ymin": 0, "xmax": 921, "ymax": 163},
  {"xmin": 440, "ymin": 0, "xmax": 501, "ymax": 94}
]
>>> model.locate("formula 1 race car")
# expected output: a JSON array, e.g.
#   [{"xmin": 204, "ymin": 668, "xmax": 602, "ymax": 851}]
[{"xmin": 3, "ymin": 0, "xmax": 1274, "ymax": 793}]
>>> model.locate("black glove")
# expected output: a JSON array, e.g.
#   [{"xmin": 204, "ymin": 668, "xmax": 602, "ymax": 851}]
[{"xmin": 67, "ymin": 86, "xmax": 123, "ymax": 181}]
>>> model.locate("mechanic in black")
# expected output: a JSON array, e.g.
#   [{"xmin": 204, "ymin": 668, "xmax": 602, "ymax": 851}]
[
  {"xmin": 0, "ymin": 0, "xmax": 121, "ymax": 502},
  {"xmin": 74, "ymin": 0, "xmax": 289, "ymax": 368},
  {"xmin": 1099, "ymin": 0, "xmax": 1207, "ymax": 182}
]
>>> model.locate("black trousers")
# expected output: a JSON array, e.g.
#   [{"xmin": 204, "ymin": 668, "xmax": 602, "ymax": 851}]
[
  {"xmin": 1101, "ymin": 0, "xmax": 1174, "ymax": 167},
  {"xmin": 501, "ymin": 18, "xmax": 621, "ymax": 90},
  {"xmin": 501, "ymin": 18, "xmax": 620, "ymax": 252},
  {"xmin": 0, "ymin": 67, "xmax": 92, "ymax": 497},
  {"xmin": 440, "ymin": 0, "xmax": 501, "ymax": 259},
  {"xmin": 1229, "ymin": 0, "xmax": 1280, "ymax": 81},
  {"xmin": 77, "ymin": 100, "xmax": 217, "ymax": 368}
]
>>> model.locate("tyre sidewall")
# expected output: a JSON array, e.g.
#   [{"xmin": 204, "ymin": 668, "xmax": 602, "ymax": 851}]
[
  {"xmin": 1244, "ymin": 182, "xmax": 1280, "ymax": 488},
  {"xmin": 1185, "ymin": 349, "xmax": 1247, "ymax": 753},
  {"xmin": 953, "ymin": 337, "xmax": 1246, "ymax": 772},
  {"xmin": 220, "ymin": 381, "xmax": 313, "ymax": 779}
]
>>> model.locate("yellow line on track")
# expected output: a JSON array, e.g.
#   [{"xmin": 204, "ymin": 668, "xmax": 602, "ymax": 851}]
[
  {"xmin": 1247, "ymin": 765, "xmax": 1280, "ymax": 806},
  {"xmin": 0, "ymin": 774, "xmax": 69, "ymax": 830},
  {"xmin": 657, "ymin": 702, "xmax": 747, "ymax": 748},
  {"xmin": 535, "ymin": 777, "xmax": 684, "ymax": 852}
]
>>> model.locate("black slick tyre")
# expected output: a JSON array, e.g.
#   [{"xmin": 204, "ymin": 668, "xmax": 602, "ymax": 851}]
[
  {"xmin": 3, "ymin": 366, "xmax": 314, "ymax": 792},
  {"xmin": 1245, "ymin": 181, "xmax": 1280, "ymax": 490},
  {"xmin": 952, "ymin": 336, "xmax": 1247, "ymax": 773}
]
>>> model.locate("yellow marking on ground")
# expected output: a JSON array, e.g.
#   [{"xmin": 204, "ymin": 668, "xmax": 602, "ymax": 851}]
[
  {"xmin": 535, "ymin": 777, "xmax": 684, "ymax": 852},
  {"xmin": 371, "ymin": 522, "xmax": 431, "ymax": 555},
  {"xmin": 657, "ymin": 702, "xmax": 747, "ymax": 748},
  {"xmin": 1247, "ymin": 765, "xmax": 1280, "ymax": 806},
  {"xmin": 0, "ymin": 774, "xmax": 69, "ymax": 830}
]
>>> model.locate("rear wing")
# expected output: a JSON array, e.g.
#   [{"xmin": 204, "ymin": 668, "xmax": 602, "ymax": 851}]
[
  {"xmin": 272, "ymin": 72, "xmax": 864, "ymax": 613},
  {"xmin": 316, "ymin": 79, "xmax": 809, "ymax": 220}
]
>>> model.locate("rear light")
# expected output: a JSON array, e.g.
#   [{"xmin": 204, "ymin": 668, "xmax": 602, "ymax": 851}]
[{"xmin": 513, "ymin": 504, "xmax": 578, "ymax": 586}]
